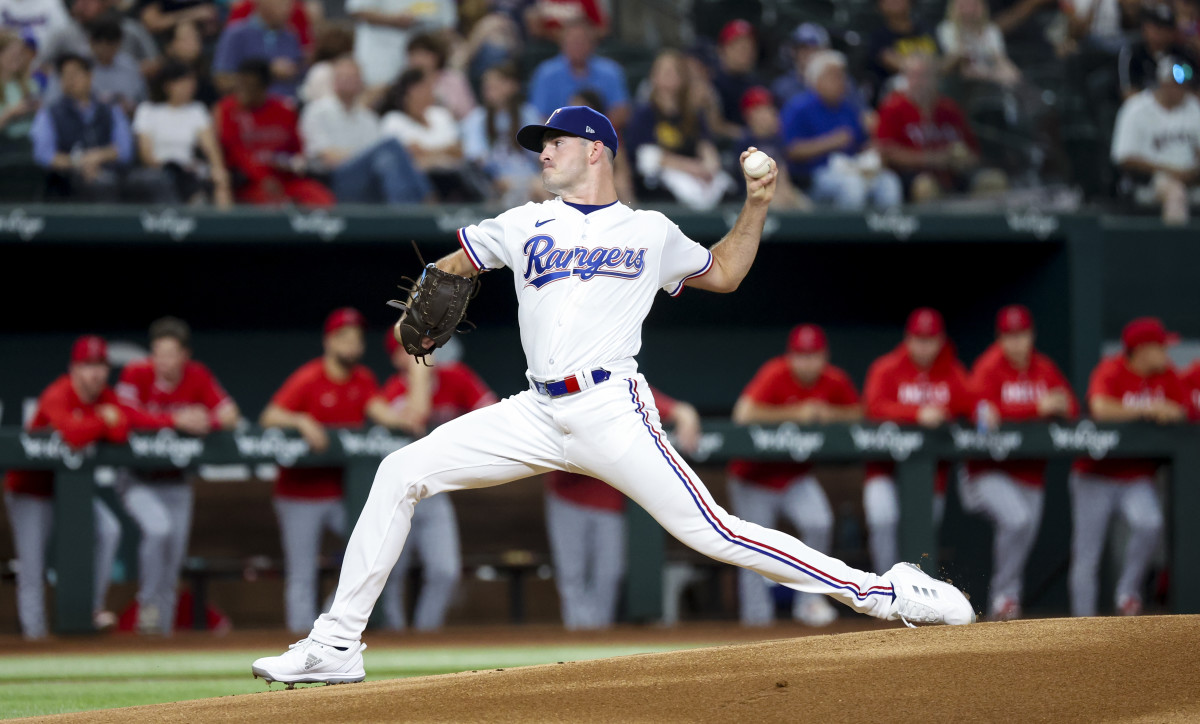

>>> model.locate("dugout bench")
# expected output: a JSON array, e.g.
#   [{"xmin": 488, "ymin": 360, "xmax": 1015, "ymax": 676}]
[{"xmin": 0, "ymin": 420, "xmax": 1197, "ymax": 634}]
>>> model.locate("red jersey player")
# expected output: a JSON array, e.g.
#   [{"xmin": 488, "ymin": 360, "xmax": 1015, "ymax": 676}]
[
  {"xmin": 863, "ymin": 307, "xmax": 975, "ymax": 573},
  {"xmin": 375, "ymin": 332, "xmax": 497, "ymax": 631},
  {"xmin": 965, "ymin": 305, "xmax": 1077, "ymax": 620},
  {"xmin": 1070, "ymin": 317, "xmax": 1187, "ymax": 618},
  {"xmin": 3, "ymin": 336, "xmax": 200, "ymax": 638},
  {"xmin": 728, "ymin": 324, "xmax": 862, "ymax": 627},
  {"xmin": 544, "ymin": 387, "xmax": 700, "ymax": 630},
  {"xmin": 115, "ymin": 316, "xmax": 242, "ymax": 634},
  {"xmin": 259, "ymin": 308, "xmax": 421, "ymax": 632}
]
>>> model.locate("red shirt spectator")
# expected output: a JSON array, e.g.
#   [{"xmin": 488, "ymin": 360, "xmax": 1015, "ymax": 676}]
[
  {"xmin": 728, "ymin": 355, "xmax": 860, "ymax": 489},
  {"xmin": 547, "ymin": 389, "xmax": 681, "ymax": 512},
  {"xmin": 215, "ymin": 60, "xmax": 333, "ymax": 206},
  {"xmin": 864, "ymin": 308, "xmax": 975, "ymax": 490},
  {"xmin": 268, "ymin": 358, "xmax": 378, "ymax": 499},
  {"xmin": 5, "ymin": 337, "xmax": 170, "ymax": 498},
  {"xmin": 1073, "ymin": 354, "xmax": 1188, "ymax": 481}
]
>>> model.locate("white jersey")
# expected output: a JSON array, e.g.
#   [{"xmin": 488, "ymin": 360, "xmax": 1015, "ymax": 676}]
[
  {"xmin": 1111, "ymin": 91, "xmax": 1200, "ymax": 173},
  {"xmin": 456, "ymin": 198, "xmax": 713, "ymax": 380}
]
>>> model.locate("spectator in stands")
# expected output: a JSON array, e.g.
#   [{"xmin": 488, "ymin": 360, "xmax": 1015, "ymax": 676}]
[
  {"xmin": 300, "ymin": 56, "xmax": 432, "ymax": 204},
  {"xmin": 524, "ymin": 0, "xmax": 608, "ymax": 41},
  {"xmin": 227, "ymin": 0, "xmax": 312, "ymax": 54},
  {"xmin": 1111, "ymin": 55, "xmax": 1200, "ymax": 223},
  {"xmin": 989, "ymin": 0, "xmax": 1063, "ymax": 63},
  {"xmin": 215, "ymin": 58, "xmax": 333, "ymax": 206},
  {"xmin": 213, "ymin": 0, "xmax": 305, "ymax": 99},
  {"xmin": 382, "ymin": 67, "xmax": 486, "ymax": 201},
  {"xmin": 406, "ymin": 32, "xmax": 476, "ymax": 121},
  {"xmin": 347, "ymin": 0, "xmax": 456, "ymax": 91},
  {"xmin": 41, "ymin": 0, "xmax": 159, "ymax": 77},
  {"xmin": 772, "ymin": 22, "xmax": 831, "ymax": 106},
  {"xmin": 527, "ymin": 18, "xmax": 629, "ymax": 128},
  {"xmin": 3, "ymin": 336, "xmax": 206, "ymax": 638},
  {"xmin": 964, "ymin": 305, "xmax": 1077, "ymax": 621},
  {"xmin": 84, "ymin": 17, "xmax": 146, "ymax": 116},
  {"xmin": 163, "ymin": 20, "xmax": 216, "ymax": 106},
  {"xmin": 866, "ymin": 0, "xmax": 938, "ymax": 103},
  {"xmin": 115, "ymin": 317, "xmax": 242, "ymax": 635},
  {"xmin": 376, "ymin": 332, "xmax": 493, "ymax": 632},
  {"xmin": 711, "ymin": 19, "xmax": 762, "ymax": 139},
  {"xmin": 0, "ymin": 0, "xmax": 68, "ymax": 63},
  {"xmin": 1118, "ymin": 3, "xmax": 1198, "ymax": 99},
  {"xmin": 136, "ymin": 0, "xmax": 220, "ymax": 45},
  {"xmin": 877, "ymin": 53, "xmax": 1002, "ymax": 202},
  {"xmin": 0, "ymin": 30, "xmax": 40, "ymax": 159},
  {"xmin": 298, "ymin": 23, "xmax": 354, "ymax": 104},
  {"xmin": 457, "ymin": 7, "xmax": 520, "ymax": 83},
  {"xmin": 134, "ymin": 61, "xmax": 232, "ymax": 206},
  {"xmin": 739, "ymin": 87, "xmax": 811, "ymax": 210},
  {"xmin": 782, "ymin": 51, "xmax": 901, "ymax": 210},
  {"xmin": 939, "ymin": 0, "xmax": 1022, "ymax": 89},
  {"xmin": 461, "ymin": 61, "xmax": 544, "ymax": 205},
  {"xmin": 1061, "ymin": 0, "xmax": 1133, "ymax": 57},
  {"xmin": 1178, "ymin": 0, "xmax": 1200, "ymax": 56},
  {"xmin": 259, "ymin": 307, "xmax": 422, "ymax": 632},
  {"xmin": 728, "ymin": 324, "xmax": 861, "ymax": 628},
  {"xmin": 1070, "ymin": 316, "xmax": 1187, "ymax": 618},
  {"xmin": 31, "ymin": 53, "xmax": 171, "ymax": 201},
  {"xmin": 626, "ymin": 48, "xmax": 733, "ymax": 210},
  {"xmin": 544, "ymin": 388, "xmax": 699, "ymax": 630},
  {"xmin": 863, "ymin": 308, "xmax": 975, "ymax": 572}
]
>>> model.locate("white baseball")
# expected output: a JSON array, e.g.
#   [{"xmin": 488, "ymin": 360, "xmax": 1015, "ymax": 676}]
[{"xmin": 742, "ymin": 150, "xmax": 772, "ymax": 179}]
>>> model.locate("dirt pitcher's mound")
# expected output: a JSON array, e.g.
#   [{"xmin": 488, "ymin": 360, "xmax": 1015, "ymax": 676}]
[{"xmin": 29, "ymin": 616, "xmax": 1200, "ymax": 723}]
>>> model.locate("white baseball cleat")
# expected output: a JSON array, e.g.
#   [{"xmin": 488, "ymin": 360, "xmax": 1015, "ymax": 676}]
[
  {"xmin": 884, "ymin": 562, "xmax": 976, "ymax": 627},
  {"xmin": 252, "ymin": 638, "xmax": 367, "ymax": 688}
]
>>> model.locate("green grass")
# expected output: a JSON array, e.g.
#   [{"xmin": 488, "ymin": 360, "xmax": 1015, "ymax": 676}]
[{"xmin": 0, "ymin": 643, "xmax": 708, "ymax": 720}]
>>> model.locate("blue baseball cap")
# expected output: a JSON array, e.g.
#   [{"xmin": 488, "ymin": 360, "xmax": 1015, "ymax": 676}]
[{"xmin": 516, "ymin": 106, "xmax": 619, "ymax": 155}]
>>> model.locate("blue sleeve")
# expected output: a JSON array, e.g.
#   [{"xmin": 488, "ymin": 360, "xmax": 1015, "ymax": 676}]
[
  {"xmin": 30, "ymin": 108, "xmax": 56, "ymax": 168},
  {"xmin": 212, "ymin": 27, "xmax": 238, "ymax": 74},
  {"xmin": 601, "ymin": 61, "xmax": 629, "ymax": 108},
  {"xmin": 780, "ymin": 99, "xmax": 811, "ymax": 142},
  {"xmin": 110, "ymin": 107, "xmax": 133, "ymax": 164},
  {"xmin": 460, "ymin": 109, "xmax": 487, "ymax": 162},
  {"xmin": 528, "ymin": 63, "xmax": 555, "ymax": 116}
]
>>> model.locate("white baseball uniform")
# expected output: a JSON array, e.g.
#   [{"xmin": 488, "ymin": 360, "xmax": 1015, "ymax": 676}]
[{"xmin": 307, "ymin": 198, "xmax": 897, "ymax": 646}]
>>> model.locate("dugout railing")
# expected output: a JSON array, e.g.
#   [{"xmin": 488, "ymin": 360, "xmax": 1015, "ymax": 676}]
[{"xmin": 1, "ymin": 420, "xmax": 1197, "ymax": 634}]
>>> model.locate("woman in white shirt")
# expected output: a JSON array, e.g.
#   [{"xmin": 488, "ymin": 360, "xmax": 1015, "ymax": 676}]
[
  {"xmin": 938, "ymin": 0, "xmax": 1021, "ymax": 88},
  {"xmin": 133, "ymin": 60, "xmax": 232, "ymax": 206}
]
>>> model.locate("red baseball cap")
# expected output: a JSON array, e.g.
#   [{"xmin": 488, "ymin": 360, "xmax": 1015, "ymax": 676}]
[
  {"xmin": 384, "ymin": 327, "xmax": 400, "ymax": 356},
  {"xmin": 996, "ymin": 305, "xmax": 1034, "ymax": 334},
  {"xmin": 719, "ymin": 19, "xmax": 755, "ymax": 46},
  {"xmin": 787, "ymin": 324, "xmax": 828, "ymax": 353},
  {"xmin": 324, "ymin": 307, "xmax": 365, "ymax": 336},
  {"xmin": 905, "ymin": 307, "xmax": 945, "ymax": 337},
  {"xmin": 70, "ymin": 335, "xmax": 108, "ymax": 364},
  {"xmin": 1122, "ymin": 317, "xmax": 1179, "ymax": 352},
  {"xmin": 740, "ymin": 86, "xmax": 774, "ymax": 118}
]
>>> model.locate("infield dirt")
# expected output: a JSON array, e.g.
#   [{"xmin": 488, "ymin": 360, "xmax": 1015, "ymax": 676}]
[{"xmin": 21, "ymin": 615, "xmax": 1200, "ymax": 723}]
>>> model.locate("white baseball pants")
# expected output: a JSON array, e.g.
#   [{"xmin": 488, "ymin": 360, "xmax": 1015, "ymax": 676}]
[
  {"xmin": 310, "ymin": 373, "xmax": 896, "ymax": 646},
  {"xmin": 958, "ymin": 470, "xmax": 1043, "ymax": 613},
  {"xmin": 378, "ymin": 491, "xmax": 462, "ymax": 631},
  {"xmin": 727, "ymin": 475, "xmax": 834, "ymax": 626},
  {"xmin": 273, "ymin": 497, "xmax": 346, "ymax": 633},
  {"xmin": 122, "ymin": 480, "xmax": 194, "ymax": 633},
  {"xmin": 544, "ymin": 491, "xmax": 626, "ymax": 630},
  {"xmin": 3, "ymin": 491, "xmax": 121, "ymax": 639},
  {"xmin": 1068, "ymin": 472, "xmax": 1163, "ymax": 617}
]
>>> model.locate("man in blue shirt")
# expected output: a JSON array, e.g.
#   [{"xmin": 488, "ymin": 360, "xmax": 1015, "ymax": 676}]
[
  {"xmin": 213, "ymin": 0, "xmax": 304, "ymax": 99},
  {"xmin": 30, "ymin": 52, "xmax": 170, "ymax": 201},
  {"xmin": 781, "ymin": 50, "xmax": 901, "ymax": 210},
  {"xmin": 528, "ymin": 19, "xmax": 629, "ymax": 129}
]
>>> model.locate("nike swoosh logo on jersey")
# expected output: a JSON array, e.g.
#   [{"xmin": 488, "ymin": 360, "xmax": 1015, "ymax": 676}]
[{"xmin": 534, "ymin": 219, "xmax": 554, "ymax": 227}]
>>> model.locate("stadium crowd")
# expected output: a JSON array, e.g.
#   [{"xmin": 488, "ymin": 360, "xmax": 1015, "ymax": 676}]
[
  {"xmin": 4, "ymin": 306, "xmax": 1199, "ymax": 637},
  {"xmin": 0, "ymin": 0, "xmax": 1195, "ymax": 217}
]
